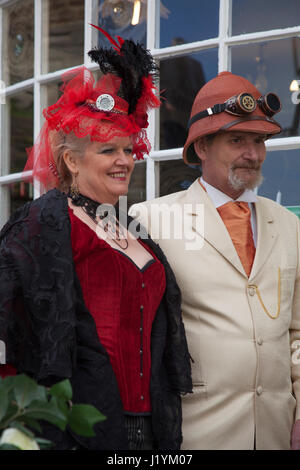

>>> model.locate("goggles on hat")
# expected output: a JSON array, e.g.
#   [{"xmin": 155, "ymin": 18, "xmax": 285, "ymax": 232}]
[{"xmin": 188, "ymin": 92, "xmax": 281, "ymax": 129}]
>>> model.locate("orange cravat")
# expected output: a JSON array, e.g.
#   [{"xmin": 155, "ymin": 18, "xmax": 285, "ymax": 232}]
[{"xmin": 217, "ymin": 201, "xmax": 255, "ymax": 277}]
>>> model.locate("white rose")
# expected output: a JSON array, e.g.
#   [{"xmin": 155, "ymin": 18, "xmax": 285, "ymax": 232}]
[{"xmin": 0, "ymin": 428, "xmax": 40, "ymax": 450}]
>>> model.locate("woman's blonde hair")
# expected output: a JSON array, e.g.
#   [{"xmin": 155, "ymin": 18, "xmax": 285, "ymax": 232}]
[{"xmin": 50, "ymin": 130, "xmax": 90, "ymax": 192}]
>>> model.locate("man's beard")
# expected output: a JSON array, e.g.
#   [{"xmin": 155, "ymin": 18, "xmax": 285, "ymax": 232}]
[{"xmin": 228, "ymin": 164, "xmax": 264, "ymax": 191}]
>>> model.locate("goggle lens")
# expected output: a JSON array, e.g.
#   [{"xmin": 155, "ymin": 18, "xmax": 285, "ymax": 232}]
[{"xmin": 257, "ymin": 93, "xmax": 281, "ymax": 116}]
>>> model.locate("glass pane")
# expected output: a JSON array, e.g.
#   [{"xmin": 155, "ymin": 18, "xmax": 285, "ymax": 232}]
[
  {"xmin": 42, "ymin": 0, "xmax": 85, "ymax": 74},
  {"xmin": 8, "ymin": 91, "xmax": 34, "ymax": 175},
  {"xmin": 9, "ymin": 182, "xmax": 34, "ymax": 215},
  {"xmin": 231, "ymin": 38, "xmax": 300, "ymax": 137},
  {"xmin": 160, "ymin": 0, "xmax": 219, "ymax": 48},
  {"xmin": 94, "ymin": 0, "xmax": 147, "ymax": 47},
  {"xmin": 44, "ymin": 81, "xmax": 62, "ymax": 109},
  {"xmin": 258, "ymin": 149, "xmax": 300, "ymax": 207},
  {"xmin": 159, "ymin": 159, "xmax": 201, "ymax": 197},
  {"xmin": 3, "ymin": 0, "xmax": 34, "ymax": 85},
  {"xmin": 232, "ymin": 0, "xmax": 300, "ymax": 35},
  {"xmin": 128, "ymin": 160, "xmax": 146, "ymax": 208},
  {"xmin": 160, "ymin": 49, "xmax": 218, "ymax": 150}
]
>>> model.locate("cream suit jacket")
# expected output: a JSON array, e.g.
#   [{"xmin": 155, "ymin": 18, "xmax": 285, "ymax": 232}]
[{"xmin": 129, "ymin": 179, "xmax": 300, "ymax": 450}]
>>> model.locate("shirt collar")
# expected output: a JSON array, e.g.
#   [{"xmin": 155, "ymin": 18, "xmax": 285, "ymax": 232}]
[{"xmin": 200, "ymin": 177, "xmax": 258, "ymax": 208}]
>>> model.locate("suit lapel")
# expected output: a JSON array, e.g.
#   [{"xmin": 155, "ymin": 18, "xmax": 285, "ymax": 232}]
[
  {"xmin": 249, "ymin": 198, "xmax": 277, "ymax": 280},
  {"xmin": 184, "ymin": 180, "xmax": 247, "ymax": 277}
]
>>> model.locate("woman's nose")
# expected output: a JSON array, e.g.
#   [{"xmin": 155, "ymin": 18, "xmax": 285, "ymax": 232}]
[{"xmin": 116, "ymin": 150, "xmax": 131, "ymax": 164}]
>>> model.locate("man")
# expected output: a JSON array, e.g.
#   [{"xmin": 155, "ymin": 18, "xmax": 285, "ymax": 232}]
[{"xmin": 129, "ymin": 71, "xmax": 300, "ymax": 450}]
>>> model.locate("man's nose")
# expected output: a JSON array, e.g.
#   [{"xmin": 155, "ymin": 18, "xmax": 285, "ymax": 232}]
[{"xmin": 243, "ymin": 142, "xmax": 262, "ymax": 161}]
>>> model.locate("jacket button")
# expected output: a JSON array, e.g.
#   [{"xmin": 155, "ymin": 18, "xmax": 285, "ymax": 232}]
[
  {"xmin": 256, "ymin": 386, "xmax": 263, "ymax": 396},
  {"xmin": 257, "ymin": 337, "xmax": 263, "ymax": 345},
  {"xmin": 248, "ymin": 286, "xmax": 256, "ymax": 296}
]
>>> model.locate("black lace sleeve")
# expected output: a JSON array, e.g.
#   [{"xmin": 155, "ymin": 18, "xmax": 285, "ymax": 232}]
[
  {"xmin": 0, "ymin": 193, "xmax": 77, "ymax": 380},
  {"xmin": 0, "ymin": 207, "xmax": 30, "ymax": 371}
]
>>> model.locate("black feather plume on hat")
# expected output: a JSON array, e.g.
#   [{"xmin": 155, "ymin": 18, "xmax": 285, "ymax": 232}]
[{"xmin": 88, "ymin": 25, "xmax": 158, "ymax": 115}]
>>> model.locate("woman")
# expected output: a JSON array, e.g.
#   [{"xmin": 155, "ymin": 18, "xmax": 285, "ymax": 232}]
[{"xmin": 0, "ymin": 29, "xmax": 192, "ymax": 450}]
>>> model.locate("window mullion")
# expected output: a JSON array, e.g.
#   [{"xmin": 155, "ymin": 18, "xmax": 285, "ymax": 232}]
[
  {"xmin": 84, "ymin": 0, "xmax": 93, "ymax": 66},
  {"xmin": 146, "ymin": 0, "xmax": 160, "ymax": 200},
  {"xmin": 218, "ymin": 0, "xmax": 231, "ymax": 72},
  {"xmin": 33, "ymin": 0, "xmax": 43, "ymax": 198}
]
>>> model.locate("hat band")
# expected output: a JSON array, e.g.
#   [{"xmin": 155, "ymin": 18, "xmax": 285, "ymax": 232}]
[
  {"xmin": 188, "ymin": 92, "xmax": 281, "ymax": 129},
  {"xmin": 219, "ymin": 115, "xmax": 282, "ymax": 132}
]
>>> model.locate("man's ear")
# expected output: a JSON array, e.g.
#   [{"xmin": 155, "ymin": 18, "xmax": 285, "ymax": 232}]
[{"xmin": 194, "ymin": 138, "xmax": 207, "ymax": 163}]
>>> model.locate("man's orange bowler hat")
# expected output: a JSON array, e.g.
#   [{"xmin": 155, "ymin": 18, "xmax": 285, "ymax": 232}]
[{"xmin": 183, "ymin": 71, "xmax": 282, "ymax": 165}]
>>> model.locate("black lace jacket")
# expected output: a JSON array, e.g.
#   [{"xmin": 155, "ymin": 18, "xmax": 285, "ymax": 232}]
[{"xmin": 0, "ymin": 189, "xmax": 192, "ymax": 450}]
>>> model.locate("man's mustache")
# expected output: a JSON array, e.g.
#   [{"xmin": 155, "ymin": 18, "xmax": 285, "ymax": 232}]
[{"xmin": 231, "ymin": 163, "xmax": 261, "ymax": 171}]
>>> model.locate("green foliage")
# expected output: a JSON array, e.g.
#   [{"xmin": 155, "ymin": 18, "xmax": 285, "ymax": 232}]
[{"xmin": 0, "ymin": 374, "xmax": 106, "ymax": 450}]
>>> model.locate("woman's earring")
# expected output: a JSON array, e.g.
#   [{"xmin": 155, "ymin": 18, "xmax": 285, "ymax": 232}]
[{"xmin": 70, "ymin": 171, "xmax": 80, "ymax": 200}]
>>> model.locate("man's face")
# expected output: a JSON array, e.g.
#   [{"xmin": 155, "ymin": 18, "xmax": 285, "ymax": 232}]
[{"xmin": 195, "ymin": 131, "xmax": 267, "ymax": 198}]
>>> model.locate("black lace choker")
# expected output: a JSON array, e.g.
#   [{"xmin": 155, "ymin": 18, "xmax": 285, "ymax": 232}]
[
  {"xmin": 68, "ymin": 191, "xmax": 103, "ymax": 221},
  {"xmin": 67, "ymin": 190, "xmax": 127, "ymax": 249}
]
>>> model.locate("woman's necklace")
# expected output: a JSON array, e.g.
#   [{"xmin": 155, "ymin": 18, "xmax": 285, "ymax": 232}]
[{"xmin": 68, "ymin": 191, "xmax": 129, "ymax": 250}]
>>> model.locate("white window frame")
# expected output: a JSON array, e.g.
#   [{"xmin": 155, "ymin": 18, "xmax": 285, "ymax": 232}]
[{"xmin": 0, "ymin": 0, "xmax": 300, "ymax": 227}]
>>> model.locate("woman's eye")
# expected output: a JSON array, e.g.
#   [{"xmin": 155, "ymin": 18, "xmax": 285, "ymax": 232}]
[{"xmin": 124, "ymin": 148, "xmax": 133, "ymax": 154}]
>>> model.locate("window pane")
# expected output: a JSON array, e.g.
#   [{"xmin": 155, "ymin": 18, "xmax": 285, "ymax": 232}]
[
  {"xmin": 128, "ymin": 161, "xmax": 146, "ymax": 207},
  {"xmin": 42, "ymin": 0, "xmax": 85, "ymax": 74},
  {"xmin": 160, "ymin": 49, "xmax": 218, "ymax": 150},
  {"xmin": 160, "ymin": 160, "xmax": 201, "ymax": 197},
  {"xmin": 160, "ymin": 0, "xmax": 219, "ymax": 47},
  {"xmin": 44, "ymin": 81, "xmax": 62, "ymax": 108},
  {"xmin": 9, "ymin": 182, "xmax": 34, "ymax": 215},
  {"xmin": 3, "ymin": 0, "xmax": 34, "ymax": 85},
  {"xmin": 258, "ymin": 149, "xmax": 300, "ymax": 206},
  {"xmin": 8, "ymin": 91, "xmax": 34, "ymax": 175},
  {"xmin": 232, "ymin": 0, "xmax": 300, "ymax": 35},
  {"xmin": 94, "ymin": 0, "xmax": 147, "ymax": 47},
  {"xmin": 231, "ymin": 38, "xmax": 300, "ymax": 137}
]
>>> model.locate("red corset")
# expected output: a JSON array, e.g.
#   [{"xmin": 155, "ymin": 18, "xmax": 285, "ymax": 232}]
[{"xmin": 69, "ymin": 208, "xmax": 166, "ymax": 413}]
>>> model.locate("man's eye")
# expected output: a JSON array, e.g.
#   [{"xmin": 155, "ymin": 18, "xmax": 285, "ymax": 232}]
[{"xmin": 125, "ymin": 148, "xmax": 133, "ymax": 154}]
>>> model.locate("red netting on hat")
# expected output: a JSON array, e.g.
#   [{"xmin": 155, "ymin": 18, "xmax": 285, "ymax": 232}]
[{"xmin": 23, "ymin": 66, "xmax": 160, "ymax": 192}]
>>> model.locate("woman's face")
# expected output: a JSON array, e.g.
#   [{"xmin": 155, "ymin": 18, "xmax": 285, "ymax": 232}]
[{"xmin": 72, "ymin": 134, "xmax": 135, "ymax": 205}]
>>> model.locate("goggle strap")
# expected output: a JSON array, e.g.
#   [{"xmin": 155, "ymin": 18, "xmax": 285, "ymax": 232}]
[{"xmin": 188, "ymin": 103, "xmax": 226, "ymax": 129}]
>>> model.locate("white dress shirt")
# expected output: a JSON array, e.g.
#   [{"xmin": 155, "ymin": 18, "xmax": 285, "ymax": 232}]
[{"xmin": 200, "ymin": 177, "xmax": 258, "ymax": 246}]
